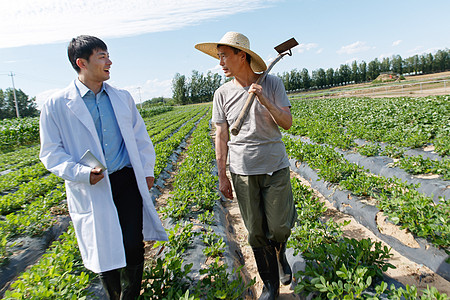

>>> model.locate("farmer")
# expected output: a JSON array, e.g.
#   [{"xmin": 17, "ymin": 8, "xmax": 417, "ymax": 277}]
[
  {"xmin": 39, "ymin": 35, "xmax": 168, "ymax": 300},
  {"xmin": 195, "ymin": 32, "xmax": 296, "ymax": 299}
]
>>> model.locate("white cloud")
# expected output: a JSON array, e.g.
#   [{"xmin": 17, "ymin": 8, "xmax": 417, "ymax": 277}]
[
  {"xmin": 392, "ymin": 40, "xmax": 402, "ymax": 46},
  {"xmin": 296, "ymin": 43, "xmax": 319, "ymax": 54},
  {"xmin": 337, "ymin": 41, "xmax": 371, "ymax": 55},
  {"xmin": 0, "ymin": 0, "xmax": 277, "ymax": 49},
  {"xmin": 124, "ymin": 78, "xmax": 172, "ymax": 103}
]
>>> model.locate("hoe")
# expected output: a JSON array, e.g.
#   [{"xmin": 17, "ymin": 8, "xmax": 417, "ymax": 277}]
[{"xmin": 230, "ymin": 37, "xmax": 299, "ymax": 136}]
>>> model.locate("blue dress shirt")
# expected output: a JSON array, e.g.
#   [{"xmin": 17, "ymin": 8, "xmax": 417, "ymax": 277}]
[{"xmin": 76, "ymin": 79, "xmax": 131, "ymax": 173}]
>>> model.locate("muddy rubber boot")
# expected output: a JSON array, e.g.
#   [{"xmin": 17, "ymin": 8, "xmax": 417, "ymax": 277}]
[
  {"xmin": 252, "ymin": 245, "xmax": 280, "ymax": 300},
  {"xmin": 120, "ymin": 262, "xmax": 144, "ymax": 300},
  {"xmin": 99, "ymin": 269, "xmax": 121, "ymax": 300},
  {"xmin": 273, "ymin": 242, "xmax": 292, "ymax": 285}
]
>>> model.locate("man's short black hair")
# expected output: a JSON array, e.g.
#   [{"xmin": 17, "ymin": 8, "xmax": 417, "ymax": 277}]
[
  {"xmin": 217, "ymin": 44, "xmax": 252, "ymax": 65},
  {"xmin": 68, "ymin": 35, "xmax": 108, "ymax": 73}
]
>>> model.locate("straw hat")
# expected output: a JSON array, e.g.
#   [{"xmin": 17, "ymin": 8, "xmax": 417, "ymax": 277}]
[{"xmin": 195, "ymin": 32, "xmax": 267, "ymax": 73}]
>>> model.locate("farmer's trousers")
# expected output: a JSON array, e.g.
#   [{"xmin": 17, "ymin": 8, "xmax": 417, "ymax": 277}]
[
  {"xmin": 231, "ymin": 167, "xmax": 296, "ymax": 248},
  {"xmin": 109, "ymin": 167, "xmax": 144, "ymax": 266}
]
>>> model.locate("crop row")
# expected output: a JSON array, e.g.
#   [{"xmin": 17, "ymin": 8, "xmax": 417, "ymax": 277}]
[
  {"xmin": 354, "ymin": 142, "xmax": 449, "ymax": 181},
  {"xmin": 0, "ymin": 174, "xmax": 64, "ymax": 264},
  {"xmin": 149, "ymin": 106, "xmax": 208, "ymax": 145},
  {"xmin": 0, "ymin": 146, "xmax": 40, "ymax": 171},
  {"xmin": 0, "ymin": 162, "xmax": 49, "ymax": 193},
  {"xmin": 144, "ymin": 105, "xmax": 203, "ymax": 135},
  {"xmin": 288, "ymin": 177, "xmax": 447, "ymax": 299},
  {"xmin": 153, "ymin": 107, "xmax": 209, "ymax": 178},
  {"xmin": 394, "ymin": 155, "xmax": 450, "ymax": 180},
  {"xmin": 0, "ymin": 174, "xmax": 62, "ymax": 216},
  {"xmin": 0, "ymin": 117, "xmax": 40, "ymax": 150},
  {"xmin": 4, "ymin": 226, "xmax": 96, "ymax": 299},
  {"xmin": 288, "ymin": 95, "xmax": 449, "ymax": 156},
  {"xmin": 0, "ymin": 184, "xmax": 66, "ymax": 264},
  {"xmin": 283, "ymin": 135, "xmax": 449, "ymax": 252},
  {"xmin": 161, "ymin": 114, "xmax": 217, "ymax": 220}
]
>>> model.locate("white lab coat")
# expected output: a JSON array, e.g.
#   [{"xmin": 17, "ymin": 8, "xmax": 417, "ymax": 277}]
[{"xmin": 39, "ymin": 80, "xmax": 168, "ymax": 273}]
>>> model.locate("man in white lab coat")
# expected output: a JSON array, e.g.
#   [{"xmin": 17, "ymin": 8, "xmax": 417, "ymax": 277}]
[{"xmin": 39, "ymin": 35, "xmax": 168, "ymax": 300}]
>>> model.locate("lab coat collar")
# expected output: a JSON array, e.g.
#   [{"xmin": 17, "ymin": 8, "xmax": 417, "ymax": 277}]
[{"xmin": 65, "ymin": 80, "xmax": 102, "ymax": 149}]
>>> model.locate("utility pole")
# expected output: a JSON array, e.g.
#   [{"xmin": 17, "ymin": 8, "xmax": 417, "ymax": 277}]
[{"xmin": 9, "ymin": 72, "xmax": 20, "ymax": 118}]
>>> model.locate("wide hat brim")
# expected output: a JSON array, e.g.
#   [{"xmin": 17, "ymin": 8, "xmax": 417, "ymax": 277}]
[{"xmin": 195, "ymin": 32, "xmax": 267, "ymax": 73}]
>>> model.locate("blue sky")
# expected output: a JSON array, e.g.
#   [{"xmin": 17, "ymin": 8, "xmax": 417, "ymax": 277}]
[{"xmin": 0, "ymin": 0, "xmax": 449, "ymax": 109}]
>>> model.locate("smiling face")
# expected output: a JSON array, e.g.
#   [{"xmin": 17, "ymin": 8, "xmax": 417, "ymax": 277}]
[
  {"xmin": 76, "ymin": 48, "xmax": 112, "ymax": 93},
  {"xmin": 217, "ymin": 45, "xmax": 247, "ymax": 78},
  {"xmin": 80, "ymin": 48, "xmax": 112, "ymax": 82}
]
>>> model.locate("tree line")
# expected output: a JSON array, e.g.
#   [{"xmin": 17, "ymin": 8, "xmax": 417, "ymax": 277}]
[
  {"xmin": 278, "ymin": 48, "xmax": 450, "ymax": 92},
  {"xmin": 172, "ymin": 70, "xmax": 224, "ymax": 105},
  {"xmin": 0, "ymin": 88, "xmax": 38, "ymax": 119},
  {"xmin": 170, "ymin": 48, "xmax": 450, "ymax": 102}
]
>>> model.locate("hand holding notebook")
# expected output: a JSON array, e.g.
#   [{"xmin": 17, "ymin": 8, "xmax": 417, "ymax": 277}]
[{"xmin": 79, "ymin": 150, "xmax": 107, "ymax": 174}]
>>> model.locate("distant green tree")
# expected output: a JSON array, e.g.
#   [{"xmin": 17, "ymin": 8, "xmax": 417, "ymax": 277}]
[
  {"xmin": 359, "ymin": 61, "xmax": 367, "ymax": 82},
  {"xmin": 334, "ymin": 69, "xmax": 342, "ymax": 86},
  {"xmin": 300, "ymin": 68, "xmax": 311, "ymax": 90},
  {"xmin": 277, "ymin": 47, "xmax": 448, "ymax": 91},
  {"xmin": 141, "ymin": 97, "xmax": 172, "ymax": 108},
  {"xmin": 433, "ymin": 49, "xmax": 449, "ymax": 72},
  {"xmin": 280, "ymin": 69, "xmax": 302, "ymax": 91},
  {"xmin": 367, "ymin": 58, "xmax": 381, "ymax": 80},
  {"xmin": 405, "ymin": 55, "xmax": 420, "ymax": 75},
  {"xmin": 0, "ymin": 88, "xmax": 38, "ymax": 119},
  {"xmin": 339, "ymin": 64, "xmax": 351, "ymax": 85},
  {"xmin": 279, "ymin": 71, "xmax": 290, "ymax": 91},
  {"xmin": 325, "ymin": 68, "xmax": 335, "ymax": 87},
  {"xmin": 391, "ymin": 55, "xmax": 403, "ymax": 75},
  {"xmin": 351, "ymin": 60, "xmax": 360, "ymax": 83},
  {"xmin": 172, "ymin": 73, "xmax": 188, "ymax": 105},
  {"xmin": 420, "ymin": 53, "xmax": 434, "ymax": 74},
  {"xmin": 312, "ymin": 68, "xmax": 326, "ymax": 89},
  {"xmin": 189, "ymin": 70, "xmax": 200, "ymax": 103},
  {"xmin": 380, "ymin": 57, "xmax": 391, "ymax": 73},
  {"xmin": 203, "ymin": 71, "xmax": 223, "ymax": 102}
]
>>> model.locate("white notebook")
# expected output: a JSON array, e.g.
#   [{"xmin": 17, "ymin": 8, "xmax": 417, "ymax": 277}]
[{"xmin": 79, "ymin": 150, "xmax": 107, "ymax": 173}]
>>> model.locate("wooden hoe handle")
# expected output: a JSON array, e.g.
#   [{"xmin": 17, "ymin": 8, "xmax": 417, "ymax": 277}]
[
  {"xmin": 230, "ymin": 54, "xmax": 284, "ymax": 136},
  {"xmin": 229, "ymin": 37, "xmax": 298, "ymax": 136}
]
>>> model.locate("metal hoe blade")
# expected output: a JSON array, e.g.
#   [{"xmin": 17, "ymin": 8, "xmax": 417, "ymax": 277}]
[{"xmin": 274, "ymin": 38, "xmax": 299, "ymax": 56}]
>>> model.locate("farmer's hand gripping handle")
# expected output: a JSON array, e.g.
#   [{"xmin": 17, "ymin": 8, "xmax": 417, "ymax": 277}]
[
  {"xmin": 229, "ymin": 37, "xmax": 298, "ymax": 136},
  {"xmin": 230, "ymin": 74, "xmax": 266, "ymax": 136}
]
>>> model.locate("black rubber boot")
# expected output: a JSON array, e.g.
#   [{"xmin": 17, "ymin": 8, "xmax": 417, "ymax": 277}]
[
  {"xmin": 99, "ymin": 269, "xmax": 121, "ymax": 300},
  {"xmin": 252, "ymin": 245, "xmax": 280, "ymax": 300},
  {"xmin": 120, "ymin": 262, "xmax": 144, "ymax": 300},
  {"xmin": 273, "ymin": 242, "xmax": 292, "ymax": 285}
]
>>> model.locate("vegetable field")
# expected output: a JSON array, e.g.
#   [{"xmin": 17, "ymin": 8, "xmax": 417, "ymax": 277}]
[{"xmin": 0, "ymin": 95, "xmax": 448, "ymax": 299}]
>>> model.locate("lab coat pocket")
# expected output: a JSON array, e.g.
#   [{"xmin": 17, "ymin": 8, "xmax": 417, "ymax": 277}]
[{"xmin": 65, "ymin": 181, "xmax": 93, "ymax": 215}]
